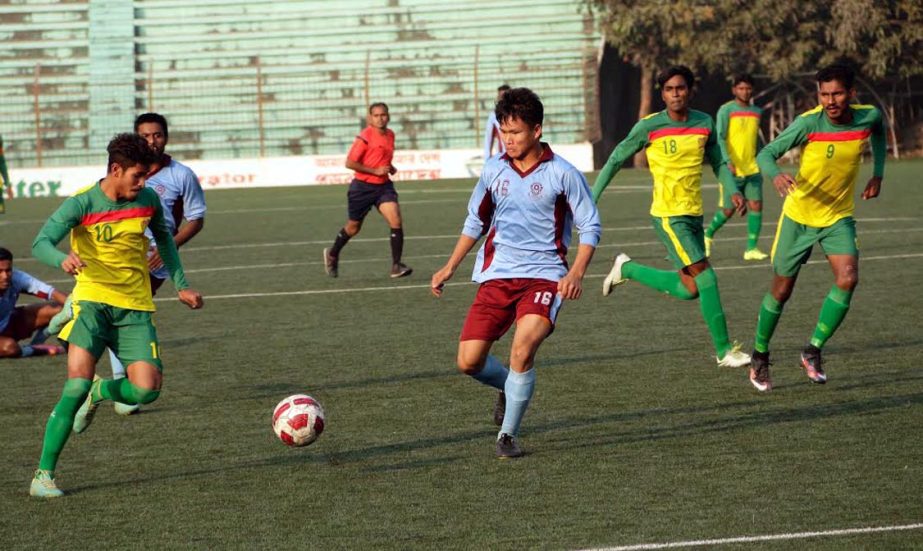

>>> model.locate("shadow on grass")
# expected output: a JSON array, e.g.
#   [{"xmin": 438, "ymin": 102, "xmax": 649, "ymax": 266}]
[{"xmin": 61, "ymin": 385, "xmax": 923, "ymax": 495}]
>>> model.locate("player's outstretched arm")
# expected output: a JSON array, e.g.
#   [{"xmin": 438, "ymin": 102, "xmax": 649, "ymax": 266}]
[
  {"xmin": 558, "ymin": 244, "xmax": 595, "ymax": 300},
  {"xmin": 431, "ymin": 235, "xmax": 478, "ymax": 297},
  {"xmin": 757, "ymin": 116, "xmax": 808, "ymax": 198},
  {"xmin": 177, "ymin": 288, "xmax": 203, "ymax": 309},
  {"xmin": 592, "ymin": 120, "xmax": 648, "ymax": 203},
  {"xmin": 32, "ymin": 197, "xmax": 82, "ymax": 271},
  {"xmin": 706, "ymin": 130, "xmax": 747, "ymax": 216},
  {"xmin": 863, "ymin": 111, "xmax": 887, "ymax": 200}
]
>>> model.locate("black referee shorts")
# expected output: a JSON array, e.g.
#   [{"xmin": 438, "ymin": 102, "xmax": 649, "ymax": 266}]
[{"xmin": 347, "ymin": 179, "xmax": 399, "ymax": 221}]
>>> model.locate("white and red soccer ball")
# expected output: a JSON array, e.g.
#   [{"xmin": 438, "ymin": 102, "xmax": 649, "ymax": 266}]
[{"xmin": 272, "ymin": 394, "xmax": 325, "ymax": 447}]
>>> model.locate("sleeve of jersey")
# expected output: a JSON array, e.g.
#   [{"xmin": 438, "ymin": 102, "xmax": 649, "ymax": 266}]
[
  {"xmin": 181, "ymin": 169, "xmax": 207, "ymax": 220},
  {"xmin": 14, "ymin": 270, "xmax": 54, "ymax": 299},
  {"xmin": 756, "ymin": 117, "xmax": 808, "ymax": 180},
  {"xmin": 483, "ymin": 114, "xmax": 496, "ymax": 159},
  {"xmin": 347, "ymin": 133, "xmax": 369, "ymax": 163},
  {"xmin": 592, "ymin": 119, "xmax": 649, "ymax": 203},
  {"xmin": 31, "ymin": 196, "xmax": 82, "ymax": 269},
  {"xmin": 715, "ymin": 105, "xmax": 731, "ymax": 162},
  {"xmin": 705, "ymin": 124, "xmax": 736, "ymax": 189},
  {"xmin": 565, "ymin": 170, "xmax": 601, "ymax": 247},
  {"xmin": 461, "ymin": 170, "xmax": 494, "ymax": 240},
  {"xmin": 148, "ymin": 199, "xmax": 189, "ymax": 291},
  {"xmin": 870, "ymin": 109, "xmax": 886, "ymax": 178}
]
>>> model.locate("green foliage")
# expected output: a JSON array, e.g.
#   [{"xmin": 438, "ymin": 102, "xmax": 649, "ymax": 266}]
[{"xmin": 588, "ymin": 0, "xmax": 923, "ymax": 81}]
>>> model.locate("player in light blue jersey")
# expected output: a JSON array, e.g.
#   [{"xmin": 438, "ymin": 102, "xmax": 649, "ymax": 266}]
[
  {"xmin": 105, "ymin": 113, "xmax": 206, "ymax": 413},
  {"xmin": 483, "ymin": 84, "xmax": 510, "ymax": 161},
  {"xmin": 0, "ymin": 247, "xmax": 67, "ymax": 358},
  {"xmin": 432, "ymin": 88, "xmax": 601, "ymax": 458}
]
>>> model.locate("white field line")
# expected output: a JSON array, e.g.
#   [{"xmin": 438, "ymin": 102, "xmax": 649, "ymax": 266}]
[
  {"xmin": 578, "ymin": 521, "xmax": 923, "ymax": 551},
  {"xmin": 147, "ymin": 251, "xmax": 923, "ymax": 303}
]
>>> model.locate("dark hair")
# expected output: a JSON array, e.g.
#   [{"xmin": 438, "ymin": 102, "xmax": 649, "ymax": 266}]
[
  {"xmin": 816, "ymin": 63, "xmax": 855, "ymax": 89},
  {"xmin": 733, "ymin": 73, "xmax": 754, "ymax": 86},
  {"xmin": 498, "ymin": 84, "xmax": 511, "ymax": 92},
  {"xmin": 134, "ymin": 112, "xmax": 169, "ymax": 139},
  {"xmin": 0, "ymin": 247, "xmax": 12, "ymax": 262},
  {"xmin": 495, "ymin": 87, "xmax": 543, "ymax": 128},
  {"xmin": 657, "ymin": 65, "xmax": 696, "ymax": 89},
  {"xmin": 107, "ymin": 133, "xmax": 159, "ymax": 172},
  {"xmin": 368, "ymin": 102, "xmax": 389, "ymax": 114}
]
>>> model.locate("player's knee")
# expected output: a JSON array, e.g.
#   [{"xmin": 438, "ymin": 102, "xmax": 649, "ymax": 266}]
[
  {"xmin": 126, "ymin": 382, "xmax": 161, "ymax": 405},
  {"xmin": 509, "ymin": 345, "xmax": 537, "ymax": 368},
  {"xmin": 835, "ymin": 272, "xmax": 858, "ymax": 291},
  {"xmin": 456, "ymin": 353, "xmax": 484, "ymax": 376},
  {"xmin": 0, "ymin": 340, "xmax": 21, "ymax": 357}
]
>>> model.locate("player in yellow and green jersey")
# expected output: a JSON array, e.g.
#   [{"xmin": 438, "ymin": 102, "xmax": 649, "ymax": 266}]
[
  {"xmin": 747, "ymin": 63, "xmax": 886, "ymax": 392},
  {"xmin": 593, "ymin": 66, "xmax": 751, "ymax": 369},
  {"xmin": 28, "ymin": 133, "xmax": 204, "ymax": 498},
  {"xmin": 705, "ymin": 74, "xmax": 769, "ymax": 260},
  {"xmin": 0, "ymin": 134, "xmax": 10, "ymax": 214}
]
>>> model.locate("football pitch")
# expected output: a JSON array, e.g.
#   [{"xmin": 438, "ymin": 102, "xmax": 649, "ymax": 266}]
[{"xmin": 2, "ymin": 161, "xmax": 922, "ymax": 549}]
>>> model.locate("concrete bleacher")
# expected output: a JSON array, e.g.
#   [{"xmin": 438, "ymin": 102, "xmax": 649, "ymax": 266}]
[{"xmin": 1, "ymin": 0, "xmax": 599, "ymax": 167}]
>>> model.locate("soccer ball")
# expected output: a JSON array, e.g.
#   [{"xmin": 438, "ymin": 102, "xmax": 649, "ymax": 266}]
[{"xmin": 272, "ymin": 394, "xmax": 326, "ymax": 447}]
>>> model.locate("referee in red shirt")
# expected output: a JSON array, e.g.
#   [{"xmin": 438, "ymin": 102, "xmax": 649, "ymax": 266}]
[{"xmin": 323, "ymin": 102, "xmax": 412, "ymax": 278}]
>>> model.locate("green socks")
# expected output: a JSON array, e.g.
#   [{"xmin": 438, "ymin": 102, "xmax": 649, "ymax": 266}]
[
  {"xmin": 95, "ymin": 378, "xmax": 161, "ymax": 405},
  {"xmin": 622, "ymin": 261, "xmax": 697, "ymax": 300},
  {"xmin": 39, "ymin": 378, "xmax": 92, "ymax": 472},
  {"xmin": 754, "ymin": 294, "xmax": 783, "ymax": 353},
  {"xmin": 705, "ymin": 210, "xmax": 729, "ymax": 239},
  {"xmin": 694, "ymin": 268, "xmax": 731, "ymax": 357},
  {"xmin": 747, "ymin": 211, "xmax": 763, "ymax": 250},
  {"xmin": 810, "ymin": 286, "xmax": 853, "ymax": 348}
]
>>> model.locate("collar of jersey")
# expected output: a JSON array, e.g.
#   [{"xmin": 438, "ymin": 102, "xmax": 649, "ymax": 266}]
[{"xmin": 501, "ymin": 142, "xmax": 554, "ymax": 178}]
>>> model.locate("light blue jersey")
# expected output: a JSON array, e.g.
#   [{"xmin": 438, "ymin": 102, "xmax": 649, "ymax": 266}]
[
  {"xmin": 145, "ymin": 156, "xmax": 206, "ymax": 280},
  {"xmin": 0, "ymin": 269, "xmax": 55, "ymax": 332},
  {"xmin": 462, "ymin": 144, "xmax": 601, "ymax": 283}
]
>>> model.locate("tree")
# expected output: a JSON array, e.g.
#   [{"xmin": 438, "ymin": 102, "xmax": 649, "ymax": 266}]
[{"xmin": 586, "ymin": 0, "xmax": 735, "ymax": 165}]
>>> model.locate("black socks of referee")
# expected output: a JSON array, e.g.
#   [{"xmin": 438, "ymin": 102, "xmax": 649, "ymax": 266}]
[
  {"xmin": 330, "ymin": 228, "xmax": 351, "ymax": 257},
  {"xmin": 390, "ymin": 228, "xmax": 404, "ymax": 264}
]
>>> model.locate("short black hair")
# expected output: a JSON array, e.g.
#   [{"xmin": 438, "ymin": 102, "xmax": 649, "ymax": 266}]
[
  {"xmin": 0, "ymin": 247, "xmax": 12, "ymax": 262},
  {"xmin": 368, "ymin": 102, "xmax": 389, "ymax": 114},
  {"xmin": 107, "ymin": 133, "xmax": 158, "ymax": 172},
  {"xmin": 495, "ymin": 87, "xmax": 543, "ymax": 128},
  {"xmin": 657, "ymin": 65, "xmax": 696, "ymax": 89},
  {"xmin": 498, "ymin": 84, "xmax": 511, "ymax": 92},
  {"xmin": 134, "ymin": 112, "xmax": 169, "ymax": 139},
  {"xmin": 732, "ymin": 73, "xmax": 754, "ymax": 86},
  {"xmin": 816, "ymin": 63, "xmax": 855, "ymax": 89}
]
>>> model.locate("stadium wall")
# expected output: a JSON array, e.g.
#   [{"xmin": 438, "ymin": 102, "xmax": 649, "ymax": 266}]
[
  {"xmin": 4, "ymin": 144, "xmax": 595, "ymax": 198},
  {"xmin": 0, "ymin": 1, "xmax": 600, "ymax": 170}
]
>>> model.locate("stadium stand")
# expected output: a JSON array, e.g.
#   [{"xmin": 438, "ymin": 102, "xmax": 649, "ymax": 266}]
[{"xmin": 0, "ymin": 0, "xmax": 599, "ymax": 167}]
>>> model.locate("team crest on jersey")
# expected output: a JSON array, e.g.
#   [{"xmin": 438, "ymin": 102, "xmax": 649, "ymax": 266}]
[
  {"xmin": 154, "ymin": 184, "xmax": 166, "ymax": 196},
  {"xmin": 530, "ymin": 182, "xmax": 543, "ymax": 198}
]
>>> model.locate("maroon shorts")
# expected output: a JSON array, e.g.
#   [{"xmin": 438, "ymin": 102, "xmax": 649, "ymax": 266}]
[{"xmin": 460, "ymin": 278, "xmax": 562, "ymax": 342}]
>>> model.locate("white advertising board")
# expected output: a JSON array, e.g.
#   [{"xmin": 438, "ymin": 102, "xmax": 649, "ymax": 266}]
[{"xmin": 4, "ymin": 144, "xmax": 594, "ymax": 199}]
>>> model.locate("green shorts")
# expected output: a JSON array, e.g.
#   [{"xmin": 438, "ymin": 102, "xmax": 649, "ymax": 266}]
[
  {"xmin": 770, "ymin": 215, "xmax": 858, "ymax": 277},
  {"xmin": 718, "ymin": 173, "xmax": 762, "ymax": 209},
  {"xmin": 651, "ymin": 215, "xmax": 706, "ymax": 270},
  {"xmin": 59, "ymin": 300, "xmax": 163, "ymax": 370}
]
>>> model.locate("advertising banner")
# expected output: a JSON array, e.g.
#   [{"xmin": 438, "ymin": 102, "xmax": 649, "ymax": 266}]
[{"xmin": 4, "ymin": 144, "xmax": 594, "ymax": 199}]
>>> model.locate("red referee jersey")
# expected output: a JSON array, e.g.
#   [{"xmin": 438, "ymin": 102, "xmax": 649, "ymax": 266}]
[{"xmin": 347, "ymin": 126, "xmax": 395, "ymax": 184}]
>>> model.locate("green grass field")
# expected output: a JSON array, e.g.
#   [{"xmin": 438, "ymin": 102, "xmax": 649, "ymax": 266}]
[{"xmin": 2, "ymin": 161, "xmax": 922, "ymax": 549}]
